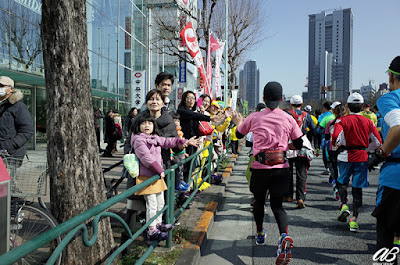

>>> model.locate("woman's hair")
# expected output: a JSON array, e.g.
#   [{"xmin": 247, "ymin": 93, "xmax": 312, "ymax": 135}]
[
  {"xmin": 178, "ymin": 91, "xmax": 196, "ymax": 111},
  {"xmin": 199, "ymin": 94, "xmax": 211, "ymax": 102},
  {"xmin": 333, "ymin": 104, "xmax": 347, "ymax": 118},
  {"xmin": 129, "ymin": 107, "xmax": 138, "ymax": 116},
  {"xmin": 145, "ymin": 89, "xmax": 165, "ymax": 103},
  {"xmin": 131, "ymin": 112, "xmax": 161, "ymax": 136}
]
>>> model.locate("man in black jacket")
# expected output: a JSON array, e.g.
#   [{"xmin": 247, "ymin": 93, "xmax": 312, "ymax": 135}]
[{"xmin": 0, "ymin": 76, "xmax": 33, "ymax": 159}]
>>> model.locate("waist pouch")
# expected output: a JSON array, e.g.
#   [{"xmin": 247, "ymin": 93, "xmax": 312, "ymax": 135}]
[{"xmin": 255, "ymin": 150, "xmax": 286, "ymax": 165}]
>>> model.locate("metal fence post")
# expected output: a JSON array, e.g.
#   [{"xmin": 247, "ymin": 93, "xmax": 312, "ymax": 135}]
[{"xmin": 166, "ymin": 169, "xmax": 175, "ymax": 248}]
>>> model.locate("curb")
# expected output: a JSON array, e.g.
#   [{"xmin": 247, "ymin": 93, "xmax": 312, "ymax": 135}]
[{"xmin": 175, "ymin": 141, "xmax": 244, "ymax": 265}]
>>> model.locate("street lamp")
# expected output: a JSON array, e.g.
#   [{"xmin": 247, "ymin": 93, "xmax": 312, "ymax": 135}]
[{"xmin": 224, "ymin": 0, "xmax": 228, "ymax": 104}]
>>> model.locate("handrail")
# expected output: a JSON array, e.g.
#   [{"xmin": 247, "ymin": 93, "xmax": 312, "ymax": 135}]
[{"xmin": 0, "ymin": 144, "xmax": 214, "ymax": 265}]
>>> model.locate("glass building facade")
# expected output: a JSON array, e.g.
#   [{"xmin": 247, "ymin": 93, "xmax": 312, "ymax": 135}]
[{"xmin": 0, "ymin": 0, "xmax": 148, "ymax": 149}]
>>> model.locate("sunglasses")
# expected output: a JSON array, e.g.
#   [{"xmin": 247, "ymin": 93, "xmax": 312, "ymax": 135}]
[{"xmin": 0, "ymin": 84, "xmax": 9, "ymax": 88}]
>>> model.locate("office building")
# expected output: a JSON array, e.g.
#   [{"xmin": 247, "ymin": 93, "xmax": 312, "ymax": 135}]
[
  {"xmin": 308, "ymin": 8, "xmax": 353, "ymax": 101},
  {"xmin": 360, "ymin": 80, "xmax": 376, "ymax": 102},
  {"xmin": 239, "ymin": 60, "xmax": 260, "ymax": 110},
  {"xmin": 0, "ymin": 0, "xmax": 148, "ymax": 148}
]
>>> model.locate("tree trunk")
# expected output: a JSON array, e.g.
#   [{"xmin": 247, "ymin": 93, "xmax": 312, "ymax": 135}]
[{"xmin": 41, "ymin": 1, "xmax": 116, "ymax": 264}]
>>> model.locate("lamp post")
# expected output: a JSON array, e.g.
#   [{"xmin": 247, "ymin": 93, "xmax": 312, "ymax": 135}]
[{"xmin": 224, "ymin": 0, "xmax": 228, "ymax": 104}]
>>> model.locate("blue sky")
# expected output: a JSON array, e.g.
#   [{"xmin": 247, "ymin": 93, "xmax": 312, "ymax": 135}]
[{"xmin": 248, "ymin": 0, "xmax": 400, "ymax": 99}]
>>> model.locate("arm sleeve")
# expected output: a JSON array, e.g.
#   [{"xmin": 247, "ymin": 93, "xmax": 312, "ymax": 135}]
[
  {"xmin": 133, "ymin": 139, "xmax": 164, "ymax": 175},
  {"xmin": 378, "ymin": 94, "xmax": 400, "ymax": 128},
  {"xmin": 292, "ymin": 137, "xmax": 303, "ymax": 149},
  {"xmin": 367, "ymin": 120, "xmax": 382, "ymax": 151},
  {"xmin": 13, "ymin": 103, "xmax": 34, "ymax": 150},
  {"xmin": 178, "ymin": 107, "xmax": 211, "ymax": 121},
  {"xmin": 157, "ymin": 135, "xmax": 187, "ymax": 149},
  {"xmin": 215, "ymin": 117, "xmax": 232, "ymax": 132},
  {"xmin": 331, "ymin": 121, "xmax": 343, "ymax": 145}
]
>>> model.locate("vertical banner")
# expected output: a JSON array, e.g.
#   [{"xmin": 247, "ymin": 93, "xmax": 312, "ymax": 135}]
[
  {"xmin": 132, "ymin": 71, "xmax": 146, "ymax": 108},
  {"xmin": 214, "ymin": 41, "xmax": 225, "ymax": 98},
  {"xmin": 243, "ymin": 100, "xmax": 249, "ymax": 117},
  {"xmin": 206, "ymin": 33, "xmax": 221, "ymax": 98},
  {"xmin": 179, "ymin": 52, "xmax": 187, "ymax": 83},
  {"xmin": 180, "ymin": 22, "xmax": 209, "ymax": 96},
  {"xmin": 231, "ymin": 89, "xmax": 238, "ymax": 111}
]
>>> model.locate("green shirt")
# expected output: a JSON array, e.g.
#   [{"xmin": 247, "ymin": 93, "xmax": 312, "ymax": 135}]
[
  {"xmin": 360, "ymin": 111, "xmax": 378, "ymax": 126},
  {"xmin": 319, "ymin": 114, "xmax": 335, "ymax": 128}
]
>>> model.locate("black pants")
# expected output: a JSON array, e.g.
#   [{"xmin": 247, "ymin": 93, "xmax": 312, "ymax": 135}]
[
  {"xmin": 95, "ymin": 127, "xmax": 101, "ymax": 149},
  {"xmin": 328, "ymin": 150, "xmax": 339, "ymax": 181},
  {"xmin": 373, "ymin": 186, "xmax": 400, "ymax": 262},
  {"xmin": 287, "ymin": 157, "xmax": 308, "ymax": 201},
  {"xmin": 251, "ymin": 168, "xmax": 290, "ymax": 234},
  {"xmin": 172, "ymin": 153, "xmax": 185, "ymax": 187},
  {"xmin": 183, "ymin": 145, "xmax": 196, "ymax": 183},
  {"xmin": 104, "ymin": 139, "xmax": 116, "ymax": 156},
  {"xmin": 231, "ymin": 140, "xmax": 239, "ymax": 154},
  {"xmin": 337, "ymin": 183, "xmax": 362, "ymax": 218}
]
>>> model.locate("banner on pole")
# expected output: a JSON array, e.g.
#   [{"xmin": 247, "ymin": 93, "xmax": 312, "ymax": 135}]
[
  {"xmin": 206, "ymin": 32, "xmax": 221, "ymax": 98},
  {"xmin": 214, "ymin": 41, "xmax": 225, "ymax": 98},
  {"xmin": 180, "ymin": 22, "xmax": 210, "ymax": 96},
  {"xmin": 231, "ymin": 90, "xmax": 238, "ymax": 111}
]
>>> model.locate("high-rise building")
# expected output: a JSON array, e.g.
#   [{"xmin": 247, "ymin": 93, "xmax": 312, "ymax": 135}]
[
  {"xmin": 308, "ymin": 8, "xmax": 353, "ymax": 101},
  {"xmin": 239, "ymin": 60, "xmax": 260, "ymax": 110}
]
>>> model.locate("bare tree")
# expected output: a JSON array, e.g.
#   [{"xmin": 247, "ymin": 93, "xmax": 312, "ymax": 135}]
[
  {"xmin": 0, "ymin": 7, "xmax": 42, "ymax": 70},
  {"xmin": 212, "ymin": 0, "xmax": 269, "ymax": 91},
  {"xmin": 41, "ymin": 1, "xmax": 116, "ymax": 264},
  {"xmin": 149, "ymin": 0, "xmax": 219, "ymax": 65}
]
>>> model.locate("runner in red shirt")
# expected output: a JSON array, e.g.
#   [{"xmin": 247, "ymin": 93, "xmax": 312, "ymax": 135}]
[{"xmin": 331, "ymin": 93, "xmax": 381, "ymax": 232}]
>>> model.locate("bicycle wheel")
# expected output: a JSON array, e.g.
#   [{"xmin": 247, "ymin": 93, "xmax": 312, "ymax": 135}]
[{"xmin": 9, "ymin": 205, "xmax": 63, "ymax": 265}]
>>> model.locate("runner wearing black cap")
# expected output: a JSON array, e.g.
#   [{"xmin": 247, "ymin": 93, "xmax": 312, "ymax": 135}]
[
  {"xmin": 232, "ymin": 81, "xmax": 303, "ymax": 265},
  {"xmin": 369, "ymin": 56, "xmax": 400, "ymax": 255}
]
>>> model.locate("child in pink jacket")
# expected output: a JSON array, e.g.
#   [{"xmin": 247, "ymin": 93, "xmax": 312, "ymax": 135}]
[{"xmin": 131, "ymin": 113, "xmax": 198, "ymax": 240}]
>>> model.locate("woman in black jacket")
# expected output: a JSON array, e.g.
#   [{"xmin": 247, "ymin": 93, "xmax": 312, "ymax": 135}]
[{"xmin": 177, "ymin": 91, "xmax": 220, "ymax": 183}]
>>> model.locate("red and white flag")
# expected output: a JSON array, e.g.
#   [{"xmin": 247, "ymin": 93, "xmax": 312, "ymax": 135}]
[
  {"xmin": 180, "ymin": 22, "xmax": 210, "ymax": 95},
  {"xmin": 206, "ymin": 32, "xmax": 221, "ymax": 97},
  {"xmin": 214, "ymin": 41, "xmax": 225, "ymax": 98}
]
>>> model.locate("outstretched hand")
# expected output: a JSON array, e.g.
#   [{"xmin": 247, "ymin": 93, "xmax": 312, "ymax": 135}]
[
  {"xmin": 231, "ymin": 111, "xmax": 244, "ymax": 126},
  {"xmin": 185, "ymin": 136, "xmax": 200, "ymax": 147}
]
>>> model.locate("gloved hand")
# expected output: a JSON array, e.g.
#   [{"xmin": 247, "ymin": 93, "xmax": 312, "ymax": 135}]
[{"xmin": 368, "ymin": 148, "xmax": 388, "ymax": 171}]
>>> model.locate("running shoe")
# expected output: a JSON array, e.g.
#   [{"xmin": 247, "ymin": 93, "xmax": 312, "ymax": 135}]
[
  {"xmin": 157, "ymin": 223, "xmax": 174, "ymax": 232},
  {"xmin": 394, "ymin": 239, "xmax": 400, "ymax": 248},
  {"xmin": 147, "ymin": 229, "xmax": 169, "ymax": 241},
  {"xmin": 276, "ymin": 233, "xmax": 294, "ymax": 265},
  {"xmin": 296, "ymin": 199, "xmax": 306, "ymax": 209},
  {"xmin": 322, "ymin": 169, "xmax": 330, "ymax": 175},
  {"xmin": 283, "ymin": 197, "xmax": 293, "ymax": 202},
  {"xmin": 338, "ymin": 204, "xmax": 350, "ymax": 222},
  {"xmin": 255, "ymin": 228, "xmax": 266, "ymax": 245},
  {"xmin": 175, "ymin": 183, "xmax": 189, "ymax": 192},
  {"xmin": 180, "ymin": 181, "xmax": 190, "ymax": 188},
  {"xmin": 349, "ymin": 219, "xmax": 359, "ymax": 232}
]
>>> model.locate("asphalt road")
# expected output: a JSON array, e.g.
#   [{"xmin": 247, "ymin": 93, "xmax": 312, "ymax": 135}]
[{"xmin": 199, "ymin": 146, "xmax": 380, "ymax": 265}]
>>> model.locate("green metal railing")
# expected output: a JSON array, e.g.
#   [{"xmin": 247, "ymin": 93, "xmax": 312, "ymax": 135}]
[{"xmin": 0, "ymin": 144, "xmax": 214, "ymax": 265}]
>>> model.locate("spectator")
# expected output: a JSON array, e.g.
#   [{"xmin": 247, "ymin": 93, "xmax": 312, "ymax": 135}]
[
  {"xmin": 103, "ymin": 110, "xmax": 116, "ymax": 157},
  {"xmin": 125, "ymin": 107, "xmax": 138, "ymax": 135},
  {"xmin": 94, "ymin": 108, "xmax": 104, "ymax": 152},
  {"xmin": 0, "ymin": 76, "xmax": 33, "ymax": 159}
]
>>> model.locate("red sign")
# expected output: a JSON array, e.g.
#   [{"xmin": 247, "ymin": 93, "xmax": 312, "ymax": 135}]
[
  {"xmin": 177, "ymin": 88, "xmax": 184, "ymax": 100},
  {"xmin": 134, "ymin": 72, "xmax": 142, "ymax": 78},
  {"xmin": 180, "ymin": 22, "xmax": 210, "ymax": 96},
  {"xmin": 0, "ymin": 157, "xmax": 10, "ymax": 182}
]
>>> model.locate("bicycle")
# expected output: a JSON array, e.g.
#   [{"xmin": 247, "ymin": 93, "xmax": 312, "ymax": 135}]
[{"xmin": 1, "ymin": 150, "xmax": 64, "ymax": 265}]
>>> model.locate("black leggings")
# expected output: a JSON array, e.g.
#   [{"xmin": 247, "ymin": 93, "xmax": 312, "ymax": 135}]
[
  {"xmin": 253, "ymin": 193, "xmax": 288, "ymax": 234},
  {"xmin": 251, "ymin": 168, "xmax": 290, "ymax": 234},
  {"xmin": 337, "ymin": 183, "xmax": 362, "ymax": 218}
]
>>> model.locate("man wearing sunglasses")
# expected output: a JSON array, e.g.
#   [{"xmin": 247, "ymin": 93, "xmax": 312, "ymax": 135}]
[{"xmin": 0, "ymin": 76, "xmax": 33, "ymax": 159}]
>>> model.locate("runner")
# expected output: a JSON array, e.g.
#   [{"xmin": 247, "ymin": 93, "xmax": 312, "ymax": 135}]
[
  {"xmin": 369, "ymin": 56, "xmax": 400, "ymax": 257},
  {"xmin": 331, "ymin": 93, "xmax": 381, "ymax": 232},
  {"xmin": 231, "ymin": 81, "xmax": 303, "ymax": 265}
]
